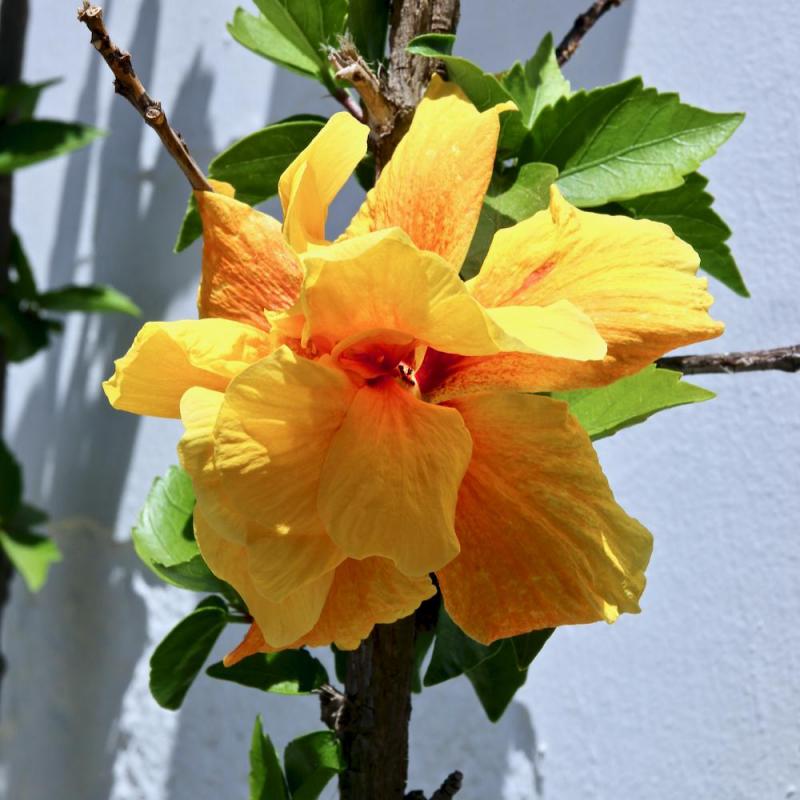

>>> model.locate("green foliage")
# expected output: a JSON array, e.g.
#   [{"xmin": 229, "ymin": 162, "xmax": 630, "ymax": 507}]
[
  {"xmin": 462, "ymin": 162, "xmax": 557, "ymax": 279},
  {"xmin": 149, "ymin": 596, "xmax": 229, "ymax": 710},
  {"xmin": 0, "ymin": 119, "xmax": 103, "ymax": 174},
  {"xmin": 424, "ymin": 609, "xmax": 499, "ymax": 687},
  {"xmin": 511, "ymin": 629, "xmax": 554, "ymax": 670},
  {"xmin": 525, "ymin": 77, "xmax": 743, "ymax": 207},
  {"xmin": 499, "ymin": 34, "xmax": 571, "ymax": 129},
  {"xmin": 132, "ymin": 466, "xmax": 227, "ymax": 593},
  {"xmin": 411, "ymin": 627, "xmax": 435, "ymax": 694},
  {"xmin": 228, "ymin": 0, "xmax": 346, "ymax": 86},
  {"xmin": 617, "ymin": 172, "xmax": 748, "ymax": 296},
  {"xmin": 555, "ymin": 366, "xmax": 715, "ymax": 441},
  {"xmin": 0, "ymin": 439, "xmax": 22, "ymax": 521},
  {"xmin": 284, "ymin": 731, "xmax": 345, "ymax": 800},
  {"xmin": 0, "ymin": 79, "xmax": 59, "ymax": 121},
  {"xmin": 175, "ymin": 118, "xmax": 326, "ymax": 252},
  {"xmin": 36, "ymin": 285, "xmax": 140, "ymax": 316},
  {"xmin": 250, "ymin": 716, "xmax": 289, "ymax": 800},
  {"xmin": 464, "ymin": 640, "xmax": 529, "ymax": 723},
  {"xmin": 348, "ymin": 0, "xmax": 389, "ymax": 63},
  {"xmin": 207, "ymin": 649, "xmax": 329, "ymax": 694}
]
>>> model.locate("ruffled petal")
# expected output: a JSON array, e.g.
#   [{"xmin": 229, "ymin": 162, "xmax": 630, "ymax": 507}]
[
  {"xmin": 279, "ymin": 112, "xmax": 369, "ymax": 252},
  {"xmin": 194, "ymin": 511, "xmax": 333, "ymax": 649},
  {"xmin": 318, "ymin": 378, "xmax": 472, "ymax": 576},
  {"xmin": 301, "ymin": 228, "xmax": 606, "ymax": 361},
  {"xmin": 103, "ymin": 319, "xmax": 273, "ymax": 418},
  {"xmin": 342, "ymin": 76, "xmax": 511, "ymax": 271},
  {"xmin": 463, "ymin": 186, "xmax": 723, "ymax": 390},
  {"xmin": 437, "ymin": 392, "xmax": 652, "ymax": 644},
  {"xmin": 196, "ymin": 182, "xmax": 303, "ymax": 326}
]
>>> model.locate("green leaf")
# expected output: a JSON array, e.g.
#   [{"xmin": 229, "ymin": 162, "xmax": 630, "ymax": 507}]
[
  {"xmin": 284, "ymin": 731, "xmax": 344, "ymax": 800},
  {"xmin": 0, "ymin": 79, "xmax": 59, "ymax": 120},
  {"xmin": 8, "ymin": 233, "xmax": 38, "ymax": 300},
  {"xmin": 0, "ymin": 296, "xmax": 58, "ymax": 362},
  {"xmin": 461, "ymin": 162, "xmax": 557, "ymax": 280},
  {"xmin": 424, "ymin": 608, "xmax": 500, "ymax": 687},
  {"xmin": 411, "ymin": 628, "xmax": 435, "ymax": 694},
  {"xmin": 500, "ymin": 34, "xmax": 570, "ymax": 128},
  {"xmin": 149, "ymin": 596, "xmax": 228, "ymax": 710},
  {"xmin": 526, "ymin": 78, "xmax": 743, "ymax": 206},
  {"xmin": 618, "ymin": 172, "xmax": 748, "ymax": 297},
  {"xmin": 407, "ymin": 34, "xmax": 524, "ymax": 154},
  {"xmin": 0, "ymin": 439, "xmax": 22, "ymax": 522},
  {"xmin": 0, "ymin": 119, "xmax": 103, "ymax": 174},
  {"xmin": 174, "ymin": 118, "xmax": 326, "ymax": 252},
  {"xmin": 511, "ymin": 629, "xmax": 554, "ymax": 670},
  {"xmin": 207, "ymin": 649, "xmax": 329, "ymax": 694},
  {"xmin": 348, "ymin": 0, "xmax": 389, "ymax": 63},
  {"xmin": 250, "ymin": 715, "xmax": 289, "ymax": 800},
  {"xmin": 36, "ymin": 284, "xmax": 140, "ymax": 316},
  {"xmin": 331, "ymin": 644, "xmax": 348, "ymax": 683},
  {"xmin": 465, "ymin": 640, "xmax": 528, "ymax": 723},
  {"xmin": 0, "ymin": 527, "xmax": 61, "ymax": 592},
  {"xmin": 554, "ymin": 365, "xmax": 715, "ymax": 441}
]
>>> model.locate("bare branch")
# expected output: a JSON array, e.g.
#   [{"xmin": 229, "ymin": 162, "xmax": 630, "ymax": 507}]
[
  {"xmin": 556, "ymin": 0, "xmax": 626, "ymax": 66},
  {"xmin": 657, "ymin": 345, "xmax": 800, "ymax": 375},
  {"xmin": 431, "ymin": 771, "xmax": 464, "ymax": 799},
  {"xmin": 76, "ymin": 2, "xmax": 211, "ymax": 191}
]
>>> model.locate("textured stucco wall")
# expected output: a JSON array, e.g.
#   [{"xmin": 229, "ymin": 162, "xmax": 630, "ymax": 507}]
[{"xmin": 2, "ymin": 1, "xmax": 798, "ymax": 798}]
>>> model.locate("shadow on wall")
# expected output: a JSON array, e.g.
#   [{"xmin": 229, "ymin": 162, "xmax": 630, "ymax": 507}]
[{"xmin": 2, "ymin": 0, "xmax": 216, "ymax": 797}]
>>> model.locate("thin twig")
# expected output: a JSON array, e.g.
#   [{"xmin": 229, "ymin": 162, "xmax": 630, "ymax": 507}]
[
  {"xmin": 331, "ymin": 85, "xmax": 366, "ymax": 122},
  {"xmin": 657, "ymin": 345, "xmax": 800, "ymax": 375},
  {"xmin": 76, "ymin": 2, "xmax": 211, "ymax": 191},
  {"xmin": 556, "ymin": 0, "xmax": 625, "ymax": 66},
  {"xmin": 431, "ymin": 771, "xmax": 464, "ymax": 799}
]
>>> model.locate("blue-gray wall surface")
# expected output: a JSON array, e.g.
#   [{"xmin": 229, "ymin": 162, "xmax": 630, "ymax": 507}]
[{"xmin": 2, "ymin": 1, "xmax": 798, "ymax": 798}]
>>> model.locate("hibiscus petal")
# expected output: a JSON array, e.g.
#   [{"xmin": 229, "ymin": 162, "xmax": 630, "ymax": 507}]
[
  {"xmin": 301, "ymin": 228, "xmax": 606, "ymax": 360},
  {"xmin": 196, "ymin": 182, "xmax": 303, "ymax": 326},
  {"xmin": 437, "ymin": 391, "xmax": 652, "ymax": 644},
  {"xmin": 342, "ymin": 76, "xmax": 510, "ymax": 271},
  {"xmin": 194, "ymin": 511, "xmax": 333, "ymax": 649},
  {"xmin": 464, "ymin": 186, "xmax": 723, "ymax": 390},
  {"xmin": 318, "ymin": 379, "xmax": 472, "ymax": 576},
  {"xmin": 103, "ymin": 319, "xmax": 273, "ymax": 418},
  {"xmin": 279, "ymin": 112, "xmax": 369, "ymax": 252}
]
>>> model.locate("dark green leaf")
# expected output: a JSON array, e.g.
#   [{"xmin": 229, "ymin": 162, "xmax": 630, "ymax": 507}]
[
  {"xmin": 461, "ymin": 162, "xmax": 557, "ymax": 280},
  {"xmin": 0, "ymin": 296, "xmax": 58, "ymax": 362},
  {"xmin": 9, "ymin": 233, "xmax": 38, "ymax": 300},
  {"xmin": 36, "ymin": 284, "xmax": 140, "ymax": 316},
  {"xmin": 500, "ymin": 34, "xmax": 570, "ymax": 128},
  {"xmin": 331, "ymin": 644, "xmax": 348, "ymax": 683},
  {"xmin": 411, "ymin": 628, "xmax": 435, "ymax": 694},
  {"xmin": 511, "ymin": 628, "xmax": 554, "ymax": 670},
  {"xmin": 0, "ymin": 439, "xmax": 22, "ymax": 521},
  {"xmin": 525, "ymin": 78, "xmax": 743, "ymax": 206},
  {"xmin": 149, "ymin": 596, "xmax": 228, "ymax": 710},
  {"xmin": 554, "ymin": 365, "xmax": 714, "ymax": 441},
  {"xmin": 348, "ymin": 0, "xmax": 389, "ymax": 63},
  {"xmin": 0, "ymin": 527, "xmax": 61, "ymax": 592},
  {"xmin": 424, "ymin": 608, "xmax": 500, "ymax": 687},
  {"xmin": 407, "ymin": 34, "xmax": 524, "ymax": 154},
  {"xmin": 284, "ymin": 731, "xmax": 344, "ymax": 800},
  {"xmin": 0, "ymin": 119, "xmax": 103, "ymax": 174},
  {"xmin": 0, "ymin": 79, "xmax": 59, "ymax": 121},
  {"xmin": 618, "ymin": 172, "xmax": 748, "ymax": 296},
  {"xmin": 175, "ymin": 118, "xmax": 326, "ymax": 252},
  {"xmin": 12, "ymin": 502, "xmax": 48, "ymax": 528},
  {"xmin": 207, "ymin": 649, "xmax": 329, "ymax": 694},
  {"xmin": 150, "ymin": 554, "xmax": 230, "ymax": 594},
  {"xmin": 465, "ymin": 640, "xmax": 528, "ymax": 723},
  {"xmin": 354, "ymin": 152, "xmax": 376, "ymax": 192},
  {"xmin": 250, "ymin": 715, "xmax": 289, "ymax": 800}
]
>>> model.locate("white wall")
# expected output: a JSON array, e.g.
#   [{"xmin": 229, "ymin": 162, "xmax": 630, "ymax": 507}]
[{"xmin": 2, "ymin": 1, "xmax": 798, "ymax": 798}]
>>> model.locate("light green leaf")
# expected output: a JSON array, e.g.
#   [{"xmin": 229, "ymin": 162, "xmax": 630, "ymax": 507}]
[
  {"xmin": 554, "ymin": 365, "xmax": 715, "ymax": 441},
  {"xmin": 284, "ymin": 731, "xmax": 344, "ymax": 800},
  {"xmin": 0, "ymin": 119, "xmax": 103, "ymax": 174},
  {"xmin": 36, "ymin": 284, "xmax": 140, "ymax": 316},
  {"xmin": 0, "ymin": 79, "xmax": 59, "ymax": 121},
  {"xmin": 348, "ymin": 0, "xmax": 389, "ymax": 63},
  {"xmin": 250, "ymin": 715, "xmax": 289, "ymax": 800},
  {"xmin": 461, "ymin": 162, "xmax": 557, "ymax": 279},
  {"xmin": 500, "ymin": 34, "xmax": 570, "ymax": 128},
  {"xmin": 174, "ymin": 118, "xmax": 325, "ymax": 252},
  {"xmin": 0, "ymin": 527, "xmax": 61, "ymax": 592},
  {"xmin": 424, "ymin": 608, "xmax": 500, "ymax": 687},
  {"xmin": 207, "ymin": 649, "xmax": 329, "ymax": 695},
  {"xmin": 465, "ymin": 640, "xmax": 528, "ymax": 723},
  {"xmin": 149, "ymin": 596, "xmax": 228, "ymax": 710},
  {"xmin": 618, "ymin": 172, "xmax": 748, "ymax": 297},
  {"xmin": 526, "ymin": 78, "xmax": 743, "ymax": 206},
  {"xmin": 406, "ymin": 34, "xmax": 524, "ymax": 154},
  {"xmin": 0, "ymin": 439, "xmax": 22, "ymax": 521},
  {"xmin": 511, "ymin": 629, "xmax": 554, "ymax": 671}
]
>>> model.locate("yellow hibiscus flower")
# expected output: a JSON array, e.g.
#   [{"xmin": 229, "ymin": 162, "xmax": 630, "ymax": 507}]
[{"xmin": 104, "ymin": 77, "xmax": 723, "ymax": 659}]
